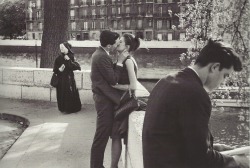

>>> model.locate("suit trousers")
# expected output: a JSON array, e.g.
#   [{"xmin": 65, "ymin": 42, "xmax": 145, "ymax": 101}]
[{"xmin": 90, "ymin": 93, "xmax": 115, "ymax": 168}]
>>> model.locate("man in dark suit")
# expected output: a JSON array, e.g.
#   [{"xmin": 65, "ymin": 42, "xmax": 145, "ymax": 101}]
[
  {"xmin": 90, "ymin": 30, "xmax": 125, "ymax": 168},
  {"xmin": 142, "ymin": 39, "xmax": 249, "ymax": 168}
]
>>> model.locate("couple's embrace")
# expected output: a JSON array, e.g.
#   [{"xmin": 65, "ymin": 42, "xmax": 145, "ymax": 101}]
[{"xmin": 90, "ymin": 30, "xmax": 141, "ymax": 168}]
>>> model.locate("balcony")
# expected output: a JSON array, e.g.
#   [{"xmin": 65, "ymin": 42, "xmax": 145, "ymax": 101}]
[
  {"xmin": 122, "ymin": 13, "xmax": 131, "ymax": 17},
  {"xmin": 26, "ymin": 17, "xmax": 35, "ymax": 21},
  {"xmin": 70, "ymin": 16, "xmax": 76, "ymax": 20},
  {"xmin": 154, "ymin": 13, "xmax": 168, "ymax": 18},
  {"xmin": 79, "ymin": 2, "xmax": 88, "ymax": 6},
  {"xmin": 135, "ymin": 27, "xmax": 144, "ymax": 30},
  {"xmin": 138, "ymin": 12, "xmax": 146, "ymax": 17},
  {"xmin": 124, "ymin": 0, "xmax": 131, "ymax": 4},
  {"xmin": 145, "ymin": 13, "xmax": 153, "ymax": 17},
  {"xmin": 96, "ymin": 1, "xmax": 106, "ymax": 5}
]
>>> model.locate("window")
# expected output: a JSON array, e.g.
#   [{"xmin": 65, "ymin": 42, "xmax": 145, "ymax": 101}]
[
  {"xmin": 159, "ymin": 6, "xmax": 162, "ymax": 16},
  {"xmin": 36, "ymin": 0, "xmax": 41, "ymax": 9},
  {"xmin": 126, "ymin": 20, "xmax": 130, "ymax": 28},
  {"xmin": 168, "ymin": 0, "xmax": 172, "ymax": 3},
  {"xmin": 147, "ymin": 5, "xmax": 152, "ymax": 15},
  {"xmin": 71, "ymin": 22, "xmax": 76, "ymax": 30},
  {"xmin": 36, "ymin": 11, "xmax": 41, "ymax": 19},
  {"xmin": 148, "ymin": 19, "xmax": 152, "ymax": 27},
  {"xmin": 157, "ymin": 0, "xmax": 162, "ymax": 3},
  {"xmin": 137, "ymin": 20, "xmax": 142, "ymax": 28},
  {"xmin": 28, "ymin": 1, "xmax": 32, "ymax": 8},
  {"xmin": 100, "ymin": 21, "xmax": 105, "ymax": 29},
  {"xmin": 70, "ymin": 10, "xmax": 75, "ymax": 19},
  {"xmin": 100, "ymin": 0, "xmax": 105, "ymax": 5},
  {"xmin": 112, "ymin": 7, "xmax": 116, "ymax": 14},
  {"xmin": 84, "ymin": 22, "xmax": 88, "ymax": 30},
  {"xmin": 71, "ymin": 0, "xmax": 74, "ymax": 5},
  {"xmin": 180, "ymin": 6, "xmax": 185, "ymax": 13},
  {"xmin": 166, "ymin": 20, "xmax": 171, "ymax": 29},
  {"xmin": 92, "ymin": 21, "xmax": 95, "ymax": 29},
  {"xmin": 29, "ymin": 11, "xmax": 32, "ymax": 19},
  {"xmin": 179, "ymin": 18, "xmax": 184, "ymax": 28},
  {"xmin": 117, "ymin": 7, "xmax": 121, "ymax": 14},
  {"xmin": 126, "ymin": 7, "xmax": 130, "ymax": 13},
  {"xmin": 29, "ymin": 23, "xmax": 33, "ymax": 30},
  {"xmin": 157, "ymin": 20, "xmax": 162, "ymax": 29},
  {"xmin": 92, "ymin": 9, "xmax": 96, "ymax": 16},
  {"xmin": 92, "ymin": 0, "xmax": 95, "ymax": 5},
  {"xmin": 100, "ymin": 8, "xmax": 104, "ymax": 16},
  {"xmin": 113, "ymin": 20, "xmax": 117, "ymax": 29},
  {"xmin": 83, "ymin": 9, "xmax": 87, "ymax": 17},
  {"xmin": 138, "ymin": 6, "xmax": 141, "ymax": 15},
  {"xmin": 82, "ymin": 0, "xmax": 87, "ymax": 5},
  {"xmin": 38, "ymin": 22, "xmax": 43, "ymax": 30}
]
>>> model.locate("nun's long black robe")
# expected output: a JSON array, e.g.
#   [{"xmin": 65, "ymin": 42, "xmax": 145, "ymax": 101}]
[{"xmin": 53, "ymin": 53, "xmax": 81, "ymax": 113}]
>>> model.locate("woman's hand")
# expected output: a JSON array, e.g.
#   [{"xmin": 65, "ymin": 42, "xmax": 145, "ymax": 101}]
[
  {"xmin": 112, "ymin": 84, "xmax": 129, "ymax": 91},
  {"xmin": 214, "ymin": 143, "xmax": 234, "ymax": 152},
  {"xmin": 64, "ymin": 55, "xmax": 70, "ymax": 60},
  {"xmin": 59, "ymin": 64, "xmax": 65, "ymax": 72}
]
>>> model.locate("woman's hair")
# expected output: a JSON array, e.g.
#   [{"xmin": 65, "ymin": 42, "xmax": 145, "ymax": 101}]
[
  {"xmin": 195, "ymin": 39, "xmax": 242, "ymax": 71},
  {"xmin": 123, "ymin": 33, "xmax": 140, "ymax": 52},
  {"xmin": 62, "ymin": 41, "xmax": 74, "ymax": 54}
]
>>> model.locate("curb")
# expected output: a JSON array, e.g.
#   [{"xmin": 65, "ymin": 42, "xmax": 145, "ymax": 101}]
[{"xmin": 0, "ymin": 113, "xmax": 30, "ymax": 128}]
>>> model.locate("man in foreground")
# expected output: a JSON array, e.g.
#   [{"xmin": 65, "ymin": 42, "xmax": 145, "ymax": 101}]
[{"xmin": 142, "ymin": 39, "xmax": 249, "ymax": 168}]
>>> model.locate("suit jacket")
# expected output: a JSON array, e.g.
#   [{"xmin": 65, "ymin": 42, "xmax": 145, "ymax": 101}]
[
  {"xmin": 142, "ymin": 68, "xmax": 238, "ymax": 168},
  {"xmin": 91, "ymin": 47, "xmax": 123, "ymax": 105}
]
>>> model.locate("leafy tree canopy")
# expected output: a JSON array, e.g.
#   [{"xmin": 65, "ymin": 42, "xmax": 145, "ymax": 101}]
[
  {"xmin": 0, "ymin": 0, "xmax": 26, "ymax": 39},
  {"xmin": 178, "ymin": 0, "xmax": 249, "ymax": 90}
]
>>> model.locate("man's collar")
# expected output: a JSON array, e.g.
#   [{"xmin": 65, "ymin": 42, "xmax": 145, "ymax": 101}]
[
  {"xmin": 188, "ymin": 66, "xmax": 199, "ymax": 78},
  {"xmin": 100, "ymin": 46, "xmax": 110, "ymax": 55}
]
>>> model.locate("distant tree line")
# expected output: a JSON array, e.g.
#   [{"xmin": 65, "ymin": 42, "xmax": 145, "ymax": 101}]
[{"xmin": 0, "ymin": 0, "xmax": 26, "ymax": 39}]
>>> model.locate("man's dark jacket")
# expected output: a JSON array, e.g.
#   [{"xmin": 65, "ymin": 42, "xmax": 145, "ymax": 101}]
[
  {"xmin": 142, "ymin": 68, "xmax": 237, "ymax": 168},
  {"xmin": 91, "ymin": 47, "xmax": 122, "ymax": 105}
]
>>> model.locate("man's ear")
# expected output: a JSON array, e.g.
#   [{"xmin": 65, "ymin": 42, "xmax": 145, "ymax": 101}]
[
  {"xmin": 126, "ymin": 45, "xmax": 130, "ymax": 51},
  {"xmin": 210, "ymin": 63, "xmax": 220, "ymax": 72},
  {"xmin": 106, "ymin": 44, "xmax": 111, "ymax": 50}
]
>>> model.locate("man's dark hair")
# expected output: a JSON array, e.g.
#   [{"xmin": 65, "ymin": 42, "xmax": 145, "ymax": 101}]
[
  {"xmin": 100, "ymin": 30, "xmax": 119, "ymax": 47},
  {"xmin": 195, "ymin": 39, "xmax": 242, "ymax": 71}
]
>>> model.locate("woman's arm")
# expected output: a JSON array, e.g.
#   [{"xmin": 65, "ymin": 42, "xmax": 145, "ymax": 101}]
[
  {"xmin": 112, "ymin": 84, "xmax": 129, "ymax": 90},
  {"xmin": 125, "ymin": 59, "xmax": 137, "ymax": 90}
]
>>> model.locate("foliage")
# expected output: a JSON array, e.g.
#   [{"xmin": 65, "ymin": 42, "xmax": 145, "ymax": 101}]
[
  {"xmin": 178, "ymin": 0, "xmax": 249, "ymax": 101},
  {"xmin": 0, "ymin": 0, "xmax": 26, "ymax": 39}
]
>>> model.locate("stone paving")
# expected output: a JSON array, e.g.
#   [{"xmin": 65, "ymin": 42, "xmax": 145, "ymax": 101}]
[{"xmin": 0, "ymin": 98, "xmax": 122, "ymax": 168}]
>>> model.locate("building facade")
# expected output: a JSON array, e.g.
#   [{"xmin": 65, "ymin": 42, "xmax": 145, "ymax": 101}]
[{"xmin": 25, "ymin": 0, "xmax": 187, "ymax": 41}]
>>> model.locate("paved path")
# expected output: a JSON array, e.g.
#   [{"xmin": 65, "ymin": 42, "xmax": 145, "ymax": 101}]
[
  {"xmin": 0, "ymin": 119, "xmax": 25, "ymax": 159},
  {"xmin": 0, "ymin": 98, "xmax": 122, "ymax": 168}
]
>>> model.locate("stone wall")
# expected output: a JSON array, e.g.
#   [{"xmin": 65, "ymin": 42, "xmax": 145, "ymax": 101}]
[{"xmin": 0, "ymin": 67, "xmax": 92, "ymax": 104}]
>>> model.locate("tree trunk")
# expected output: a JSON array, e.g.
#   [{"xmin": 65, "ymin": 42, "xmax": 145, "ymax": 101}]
[{"xmin": 40, "ymin": 0, "xmax": 69, "ymax": 68}]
